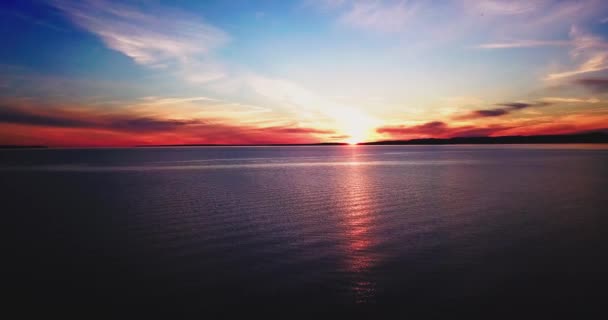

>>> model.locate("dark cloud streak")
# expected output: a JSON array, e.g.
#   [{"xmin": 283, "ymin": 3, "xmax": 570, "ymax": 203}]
[
  {"xmin": 0, "ymin": 106, "xmax": 91, "ymax": 128},
  {"xmin": 109, "ymin": 118, "xmax": 201, "ymax": 132},
  {"xmin": 455, "ymin": 101, "xmax": 551, "ymax": 119},
  {"xmin": 575, "ymin": 78, "xmax": 608, "ymax": 92},
  {"xmin": 0, "ymin": 104, "xmax": 335, "ymax": 145},
  {"xmin": 0, "ymin": 105, "xmax": 201, "ymax": 133},
  {"xmin": 377, "ymin": 121, "xmax": 511, "ymax": 138},
  {"xmin": 269, "ymin": 127, "xmax": 335, "ymax": 134}
]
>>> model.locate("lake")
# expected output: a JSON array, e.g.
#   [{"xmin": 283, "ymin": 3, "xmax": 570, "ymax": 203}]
[{"xmin": 3, "ymin": 145, "xmax": 608, "ymax": 316}]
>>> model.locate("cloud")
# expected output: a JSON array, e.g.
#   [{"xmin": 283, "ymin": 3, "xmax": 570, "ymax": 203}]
[
  {"xmin": 469, "ymin": 0, "xmax": 608, "ymax": 56},
  {"xmin": 137, "ymin": 96, "xmax": 219, "ymax": 106},
  {"xmin": 311, "ymin": 0, "xmax": 607, "ymax": 44},
  {"xmin": 467, "ymin": 0, "xmax": 606, "ymax": 47},
  {"xmin": 268, "ymin": 127, "xmax": 335, "ymax": 134},
  {"xmin": 546, "ymin": 26, "xmax": 608, "ymax": 80},
  {"xmin": 104, "ymin": 117, "xmax": 201, "ymax": 132},
  {"xmin": 376, "ymin": 121, "xmax": 511, "ymax": 138},
  {"xmin": 574, "ymin": 78, "xmax": 608, "ymax": 92},
  {"xmin": 547, "ymin": 56, "xmax": 608, "ymax": 80},
  {"xmin": 0, "ymin": 103, "xmax": 336, "ymax": 146},
  {"xmin": 122, "ymin": 95, "xmax": 273, "ymax": 122},
  {"xmin": 541, "ymin": 96, "xmax": 600, "ymax": 103},
  {"xmin": 376, "ymin": 112, "xmax": 608, "ymax": 140},
  {"xmin": 338, "ymin": 0, "xmax": 416, "ymax": 32},
  {"xmin": 0, "ymin": 105, "xmax": 93, "ymax": 128},
  {"xmin": 464, "ymin": 0, "xmax": 549, "ymax": 16},
  {"xmin": 52, "ymin": 0, "xmax": 229, "ymax": 81},
  {"xmin": 465, "ymin": 0, "xmax": 601, "ymax": 24},
  {"xmin": 470, "ymin": 108, "xmax": 510, "ymax": 117},
  {"xmin": 498, "ymin": 102, "xmax": 552, "ymax": 110},
  {"xmin": 0, "ymin": 105, "xmax": 201, "ymax": 133},
  {"xmin": 378, "ymin": 121, "xmax": 447, "ymax": 136},
  {"xmin": 496, "ymin": 113, "xmax": 608, "ymax": 136},
  {"xmin": 476, "ymin": 39, "xmax": 569, "ymax": 49},
  {"xmin": 454, "ymin": 101, "xmax": 552, "ymax": 119},
  {"xmin": 307, "ymin": 0, "xmax": 417, "ymax": 33}
]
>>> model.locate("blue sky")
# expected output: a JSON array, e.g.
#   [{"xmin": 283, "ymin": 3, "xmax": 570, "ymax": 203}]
[{"xmin": 1, "ymin": 0, "xmax": 608, "ymax": 146}]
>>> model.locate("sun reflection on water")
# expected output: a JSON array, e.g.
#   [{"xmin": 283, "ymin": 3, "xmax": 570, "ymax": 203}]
[{"xmin": 339, "ymin": 151, "xmax": 378, "ymax": 304}]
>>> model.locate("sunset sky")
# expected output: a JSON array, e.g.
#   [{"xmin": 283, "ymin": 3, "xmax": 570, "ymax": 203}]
[{"xmin": 2, "ymin": 0, "xmax": 608, "ymax": 146}]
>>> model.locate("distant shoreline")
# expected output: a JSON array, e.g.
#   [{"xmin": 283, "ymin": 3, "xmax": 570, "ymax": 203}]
[
  {"xmin": 1, "ymin": 132, "xmax": 607, "ymax": 149},
  {"xmin": 138, "ymin": 132, "xmax": 608, "ymax": 147},
  {"xmin": 136, "ymin": 142, "xmax": 350, "ymax": 147},
  {"xmin": 361, "ymin": 132, "xmax": 608, "ymax": 145},
  {"xmin": 0, "ymin": 145, "xmax": 48, "ymax": 149}
]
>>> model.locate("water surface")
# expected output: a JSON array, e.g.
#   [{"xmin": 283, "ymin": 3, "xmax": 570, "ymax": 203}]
[{"xmin": 3, "ymin": 145, "xmax": 608, "ymax": 315}]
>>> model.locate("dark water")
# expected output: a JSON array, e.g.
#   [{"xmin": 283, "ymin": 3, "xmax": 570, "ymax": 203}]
[{"xmin": 3, "ymin": 145, "xmax": 608, "ymax": 316}]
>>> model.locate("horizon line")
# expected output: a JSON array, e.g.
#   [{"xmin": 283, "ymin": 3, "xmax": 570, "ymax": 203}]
[{"xmin": 1, "ymin": 132, "xmax": 607, "ymax": 149}]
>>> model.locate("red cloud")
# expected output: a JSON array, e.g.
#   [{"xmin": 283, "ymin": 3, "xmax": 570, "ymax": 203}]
[
  {"xmin": 377, "ymin": 114, "xmax": 608, "ymax": 141},
  {"xmin": 0, "ymin": 104, "xmax": 335, "ymax": 146},
  {"xmin": 377, "ymin": 121, "xmax": 512, "ymax": 139}
]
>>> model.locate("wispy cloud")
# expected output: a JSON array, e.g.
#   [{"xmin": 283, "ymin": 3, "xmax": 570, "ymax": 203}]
[
  {"xmin": 338, "ymin": 0, "xmax": 416, "ymax": 32},
  {"xmin": 307, "ymin": 0, "xmax": 417, "ymax": 32},
  {"xmin": 541, "ymin": 96, "xmax": 600, "ymax": 103},
  {"xmin": 52, "ymin": 0, "xmax": 229, "ymax": 81},
  {"xmin": 312, "ymin": 0, "xmax": 606, "ymax": 41},
  {"xmin": 126, "ymin": 95, "xmax": 273, "ymax": 122},
  {"xmin": 464, "ymin": 0, "xmax": 549, "ymax": 16},
  {"xmin": 476, "ymin": 39, "xmax": 569, "ymax": 49},
  {"xmin": 264, "ymin": 126, "xmax": 334, "ymax": 134},
  {"xmin": 523, "ymin": 1, "xmax": 602, "ymax": 31},
  {"xmin": 467, "ymin": 0, "xmax": 606, "ymax": 49},
  {"xmin": 546, "ymin": 26, "xmax": 608, "ymax": 80}
]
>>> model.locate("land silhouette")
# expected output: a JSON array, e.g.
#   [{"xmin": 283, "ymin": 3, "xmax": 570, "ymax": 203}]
[{"xmin": 1, "ymin": 132, "xmax": 607, "ymax": 148}]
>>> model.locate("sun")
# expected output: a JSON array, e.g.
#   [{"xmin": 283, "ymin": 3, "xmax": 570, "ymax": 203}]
[
  {"xmin": 346, "ymin": 137, "xmax": 361, "ymax": 145},
  {"xmin": 323, "ymin": 106, "xmax": 379, "ymax": 145},
  {"xmin": 338, "ymin": 112, "xmax": 378, "ymax": 145}
]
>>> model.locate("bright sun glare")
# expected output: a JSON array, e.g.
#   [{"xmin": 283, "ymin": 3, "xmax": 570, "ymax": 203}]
[
  {"xmin": 346, "ymin": 138, "xmax": 360, "ymax": 145},
  {"xmin": 333, "ymin": 108, "xmax": 378, "ymax": 145}
]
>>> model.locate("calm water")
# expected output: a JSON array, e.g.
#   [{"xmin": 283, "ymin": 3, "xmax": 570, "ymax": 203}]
[{"xmin": 3, "ymin": 145, "xmax": 608, "ymax": 316}]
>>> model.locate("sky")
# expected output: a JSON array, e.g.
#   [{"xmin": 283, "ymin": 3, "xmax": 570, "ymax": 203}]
[{"xmin": 1, "ymin": 0, "xmax": 608, "ymax": 146}]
